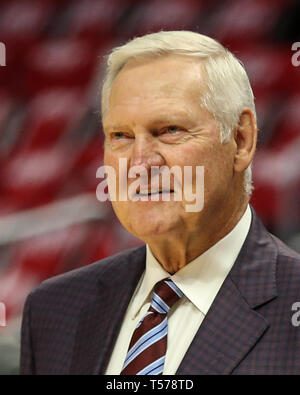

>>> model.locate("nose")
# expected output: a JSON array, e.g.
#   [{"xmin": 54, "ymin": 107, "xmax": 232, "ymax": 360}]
[{"xmin": 130, "ymin": 133, "xmax": 165, "ymax": 170}]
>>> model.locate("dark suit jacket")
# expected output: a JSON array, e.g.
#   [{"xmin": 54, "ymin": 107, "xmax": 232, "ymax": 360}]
[{"xmin": 20, "ymin": 208, "xmax": 300, "ymax": 374}]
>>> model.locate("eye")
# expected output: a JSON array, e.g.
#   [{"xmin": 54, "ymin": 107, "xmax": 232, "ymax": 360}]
[
  {"xmin": 159, "ymin": 125, "xmax": 185, "ymax": 137},
  {"xmin": 111, "ymin": 132, "xmax": 126, "ymax": 139},
  {"xmin": 159, "ymin": 125, "xmax": 184, "ymax": 136},
  {"xmin": 158, "ymin": 125, "xmax": 186, "ymax": 143},
  {"xmin": 165, "ymin": 125, "xmax": 180, "ymax": 134}
]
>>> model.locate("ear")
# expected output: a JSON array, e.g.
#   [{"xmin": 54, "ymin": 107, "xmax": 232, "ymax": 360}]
[{"xmin": 233, "ymin": 109, "xmax": 257, "ymax": 173}]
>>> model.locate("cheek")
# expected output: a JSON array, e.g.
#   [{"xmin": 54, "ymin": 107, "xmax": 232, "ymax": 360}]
[
  {"xmin": 175, "ymin": 143, "xmax": 232, "ymax": 190},
  {"xmin": 169, "ymin": 143, "xmax": 213, "ymax": 168},
  {"xmin": 104, "ymin": 150, "xmax": 116, "ymax": 167},
  {"xmin": 165, "ymin": 145, "xmax": 201, "ymax": 167},
  {"xmin": 204, "ymin": 153, "xmax": 235, "ymax": 200},
  {"xmin": 104, "ymin": 151, "xmax": 124, "ymax": 183}
]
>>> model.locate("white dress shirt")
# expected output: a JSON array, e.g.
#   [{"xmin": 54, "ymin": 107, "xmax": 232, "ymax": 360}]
[{"xmin": 105, "ymin": 205, "xmax": 252, "ymax": 374}]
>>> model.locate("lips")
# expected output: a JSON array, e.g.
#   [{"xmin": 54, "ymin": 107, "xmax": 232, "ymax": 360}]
[
  {"xmin": 137, "ymin": 190, "xmax": 174, "ymax": 196},
  {"xmin": 127, "ymin": 182, "xmax": 176, "ymax": 201},
  {"xmin": 136, "ymin": 186, "xmax": 174, "ymax": 196}
]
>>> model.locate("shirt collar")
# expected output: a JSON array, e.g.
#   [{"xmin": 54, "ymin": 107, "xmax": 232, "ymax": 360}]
[{"xmin": 131, "ymin": 205, "xmax": 252, "ymax": 318}]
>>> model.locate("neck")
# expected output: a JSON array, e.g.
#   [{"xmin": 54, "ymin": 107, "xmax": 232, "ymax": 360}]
[{"xmin": 147, "ymin": 200, "xmax": 249, "ymax": 274}]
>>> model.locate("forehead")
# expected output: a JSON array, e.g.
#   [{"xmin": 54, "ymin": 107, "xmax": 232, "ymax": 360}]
[{"xmin": 104, "ymin": 55, "xmax": 205, "ymax": 125}]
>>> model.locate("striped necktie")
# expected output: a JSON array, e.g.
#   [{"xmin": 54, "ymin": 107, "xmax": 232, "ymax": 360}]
[{"xmin": 121, "ymin": 278, "xmax": 183, "ymax": 375}]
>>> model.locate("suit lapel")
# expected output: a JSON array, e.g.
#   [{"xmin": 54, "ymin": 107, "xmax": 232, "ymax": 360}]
[
  {"xmin": 177, "ymin": 207, "xmax": 278, "ymax": 374},
  {"xmin": 70, "ymin": 246, "xmax": 146, "ymax": 375},
  {"xmin": 176, "ymin": 277, "xmax": 270, "ymax": 374}
]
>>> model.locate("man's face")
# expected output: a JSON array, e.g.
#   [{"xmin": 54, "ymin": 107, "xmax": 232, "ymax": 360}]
[{"xmin": 103, "ymin": 55, "xmax": 237, "ymax": 241}]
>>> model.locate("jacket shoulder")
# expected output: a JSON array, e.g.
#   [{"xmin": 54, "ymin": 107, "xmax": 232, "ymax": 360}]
[
  {"xmin": 270, "ymin": 233, "xmax": 300, "ymax": 261},
  {"xmin": 270, "ymin": 233, "xmax": 300, "ymax": 293},
  {"xmin": 28, "ymin": 245, "xmax": 146, "ymax": 302}
]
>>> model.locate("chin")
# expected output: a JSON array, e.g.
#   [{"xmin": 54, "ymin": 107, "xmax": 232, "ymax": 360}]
[
  {"xmin": 112, "ymin": 201, "xmax": 184, "ymax": 238},
  {"xmin": 128, "ymin": 215, "xmax": 180, "ymax": 240}
]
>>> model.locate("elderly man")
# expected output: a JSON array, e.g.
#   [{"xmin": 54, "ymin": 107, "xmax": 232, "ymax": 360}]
[{"xmin": 20, "ymin": 31, "xmax": 300, "ymax": 375}]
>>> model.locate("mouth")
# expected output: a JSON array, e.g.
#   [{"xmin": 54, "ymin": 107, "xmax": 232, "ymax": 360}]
[
  {"xmin": 130, "ymin": 188, "xmax": 175, "ymax": 202},
  {"xmin": 137, "ymin": 190, "xmax": 174, "ymax": 196}
]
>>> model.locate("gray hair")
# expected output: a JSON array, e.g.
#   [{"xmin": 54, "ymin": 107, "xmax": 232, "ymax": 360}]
[{"xmin": 101, "ymin": 31, "xmax": 256, "ymax": 195}]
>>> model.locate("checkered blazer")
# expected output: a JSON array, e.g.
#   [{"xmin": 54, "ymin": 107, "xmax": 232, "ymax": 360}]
[{"xmin": 20, "ymin": 207, "xmax": 300, "ymax": 374}]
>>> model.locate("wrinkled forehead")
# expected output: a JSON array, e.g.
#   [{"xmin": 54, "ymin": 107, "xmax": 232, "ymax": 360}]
[{"xmin": 104, "ymin": 55, "xmax": 207, "ymax": 123}]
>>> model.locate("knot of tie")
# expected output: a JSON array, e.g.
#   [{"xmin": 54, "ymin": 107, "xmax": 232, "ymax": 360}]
[{"xmin": 149, "ymin": 278, "xmax": 184, "ymax": 315}]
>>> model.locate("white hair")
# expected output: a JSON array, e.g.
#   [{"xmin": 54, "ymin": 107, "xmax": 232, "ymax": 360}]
[{"xmin": 101, "ymin": 31, "xmax": 256, "ymax": 195}]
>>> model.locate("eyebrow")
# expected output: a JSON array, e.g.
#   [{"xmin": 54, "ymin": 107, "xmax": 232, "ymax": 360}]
[
  {"xmin": 149, "ymin": 110, "xmax": 192, "ymax": 126},
  {"xmin": 103, "ymin": 113, "xmax": 192, "ymax": 132},
  {"xmin": 103, "ymin": 125, "xmax": 129, "ymax": 132},
  {"xmin": 149, "ymin": 117, "xmax": 186, "ymax": 126}
]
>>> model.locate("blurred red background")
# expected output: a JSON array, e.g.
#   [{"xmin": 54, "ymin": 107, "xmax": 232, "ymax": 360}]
[{"xmin": 0, "ymin": 0, "xmax": 299, "ymax": 373}]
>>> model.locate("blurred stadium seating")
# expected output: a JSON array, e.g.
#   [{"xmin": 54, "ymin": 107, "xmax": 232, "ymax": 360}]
[{"xmin": 0, "ymin": 0, "xmax": 299, "ymax": 374}]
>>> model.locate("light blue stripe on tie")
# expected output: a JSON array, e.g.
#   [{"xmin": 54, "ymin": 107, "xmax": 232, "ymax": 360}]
[
  {"xmin": 122, "ymin": 317, "xmax": 168, "ymax": 369},
  {"xmin": 146, "ymin": 362, "xmax": 164, "ymax": 375},
  {"xmin": 152, "ymin": 293, "xmax": 169, "ymax": 313},
  {"xmin": 136, "ymin": 356, "xmax": 165, "ymax": 375},
  {"xmin": 151, "ymin": 298, "xmax": 166, "ymax": 314},
  {"xmin": 127, "ymin": 316, "xmax": 167, "ymax": 360},
  {"xmin": 125, "ymin": 317, "xmax": 167, "ymax": 363},
  {"xmin": 123, "ymin": 323, "xmax": 167, "ymax": 370},
  {"xmin": 165, "ymin": 280, "xmax": 184, "ymax": 298}
]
